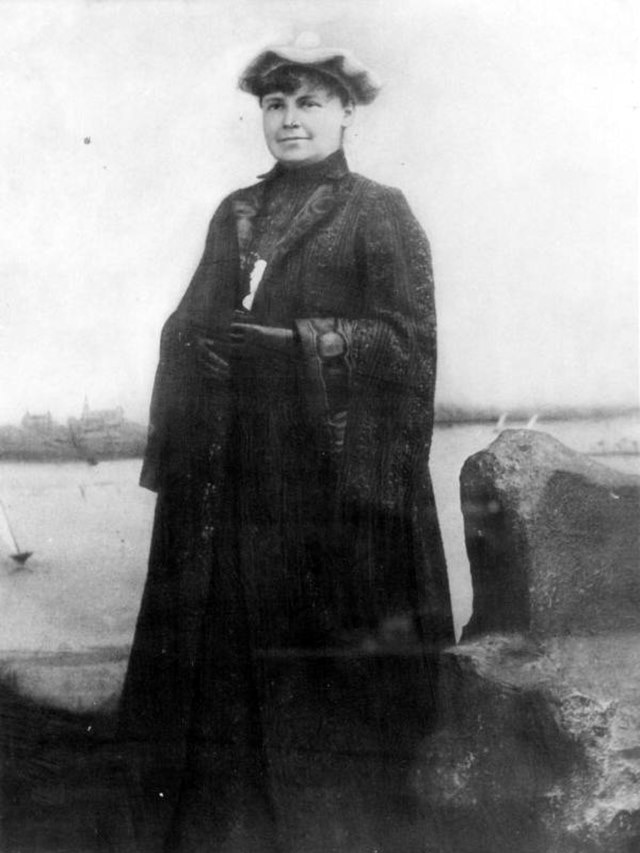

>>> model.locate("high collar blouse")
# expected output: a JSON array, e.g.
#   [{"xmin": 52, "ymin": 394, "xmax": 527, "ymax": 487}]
[{"xmin": 250, "ymin": 149, "xmax": 349, "ymax": 264}]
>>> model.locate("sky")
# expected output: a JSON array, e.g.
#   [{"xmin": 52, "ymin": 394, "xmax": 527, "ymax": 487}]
[{"xmin": 0, "ymin": 0, "xmax": 637, "ymax": 424}]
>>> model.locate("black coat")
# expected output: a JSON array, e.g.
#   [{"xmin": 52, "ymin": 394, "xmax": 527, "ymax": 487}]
[{"xmin": 118, "ymin": 151, "xmax": 453, "ymax": 852}]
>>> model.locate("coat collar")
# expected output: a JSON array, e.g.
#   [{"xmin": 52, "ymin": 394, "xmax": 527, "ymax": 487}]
[
  {"xmin": 257, "ymin": 148, "xmax": 350, "ymax": 183},
  {"xmin": 260, "ymin": 153, "xmax": 351, "ymax": 279},
  {"xmin": 231, "ymin": 149, "xmax": 352, "ymax": 313}
]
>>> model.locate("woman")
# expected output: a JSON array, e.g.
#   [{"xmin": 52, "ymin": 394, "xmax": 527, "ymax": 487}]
[{"xmin": 118, "ymin": 35, "xmax": 454, "ymax": 853}]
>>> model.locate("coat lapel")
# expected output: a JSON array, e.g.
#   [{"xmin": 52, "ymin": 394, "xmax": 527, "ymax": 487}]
[
  {"xmin": 231, "ymin": 184, "xmax": 264, "ymax": 264},
  {"xmin": 267, "ymin": 180, "xmax": 344, "ymax": 269},
  {"xmin": 234, "ymin": 179, "xmax": 347, "ymax": 268},
  {"xmin": 232, "ymin": 152, "xmax": 352, "ymax": 309}
]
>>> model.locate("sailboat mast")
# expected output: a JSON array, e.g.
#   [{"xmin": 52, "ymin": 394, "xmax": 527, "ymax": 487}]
[{"xmin": 0, "ymin": 498, "xmax": 21, "ymax": 552}]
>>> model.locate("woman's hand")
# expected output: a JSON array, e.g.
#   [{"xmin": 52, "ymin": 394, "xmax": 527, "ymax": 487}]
[
  {"xmin": 229, "ymin": 316, "xmax": 294, "ymax": 357},
  {"xmin": 195, "ymin": 314, "xmax": 294, "ymax": 376},
  {"xmin": 195, "ymin": 336, "xmax": 230, "ymax": 380}
]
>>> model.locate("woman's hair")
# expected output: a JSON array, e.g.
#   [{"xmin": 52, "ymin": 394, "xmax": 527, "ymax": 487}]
[{"xmin": 255, "ymin": 64, "xmax": 353, "ymax": 107}]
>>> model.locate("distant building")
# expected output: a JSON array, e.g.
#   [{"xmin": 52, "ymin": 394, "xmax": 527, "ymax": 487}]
[
  {"xmin": 75, "ymin": 397, "xmax": 125, "ymax": 433},
  {"xmin": 66, "ymin": 398, "xmax": 133, "ymax": 459},
  {"xmin": 1, "ymin": 400, "xmax": 144, "ymax": 461},
  {"xmin": 21, "ymin": 411, "xmax": 54, "ymax": 432}
]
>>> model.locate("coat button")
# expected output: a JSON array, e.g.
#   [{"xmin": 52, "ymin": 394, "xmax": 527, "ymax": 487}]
[{"xmin": 317, "ymin": 331, "xmax": 345, "ymax": 359}]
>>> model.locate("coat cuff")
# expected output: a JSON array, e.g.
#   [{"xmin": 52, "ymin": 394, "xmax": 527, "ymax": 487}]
[{"xmin": 295, "ymin": 318, "xmax": 352, "ymax": 457}]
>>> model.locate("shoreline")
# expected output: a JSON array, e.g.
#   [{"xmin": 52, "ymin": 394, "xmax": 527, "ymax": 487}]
[{"xmin": 1, "ymin": 408, "xmax": 637, "ymax": 463}]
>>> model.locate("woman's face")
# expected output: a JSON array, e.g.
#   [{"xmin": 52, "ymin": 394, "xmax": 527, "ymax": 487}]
[{"xmin": 261, "ymin": 81, "xmax": 354, "ymax": 167}]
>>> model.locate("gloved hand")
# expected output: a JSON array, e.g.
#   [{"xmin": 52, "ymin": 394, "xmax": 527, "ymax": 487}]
[
  {"xmin": 229, "ymin": 310, "xmax": 294, "ymax": 357},
  {"xmin": 194, "ymin": 335, "xmax": 230, "ymax": 380}
]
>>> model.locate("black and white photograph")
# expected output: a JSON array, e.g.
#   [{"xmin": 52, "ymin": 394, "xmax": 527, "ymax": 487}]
[{"xmin": 0, "ymin": 1, "xmax": 638, "ymax": 851}]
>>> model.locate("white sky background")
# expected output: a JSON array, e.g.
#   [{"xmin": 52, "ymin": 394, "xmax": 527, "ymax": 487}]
[{"xmin": 0, "ymin": 0, "xmax": 637, "ymax": 423}]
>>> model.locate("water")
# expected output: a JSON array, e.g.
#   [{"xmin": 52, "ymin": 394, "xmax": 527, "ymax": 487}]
[
  {"xmin": 0, "ymin": 414, "xmax": 637, "ymax": 651},
  {"xmin": 0, "ymin": 460, "xmax": 156, "ymax": 652}
]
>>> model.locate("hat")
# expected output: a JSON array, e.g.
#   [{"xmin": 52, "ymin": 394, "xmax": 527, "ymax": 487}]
[{"xmin": 239, "ymin": 32, "xmax": 381, "ymax": 105}]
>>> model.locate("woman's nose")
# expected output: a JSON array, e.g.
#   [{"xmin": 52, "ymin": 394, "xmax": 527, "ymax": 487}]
[{"xmin": 282, "ymin": 105, "xmax": 300, "ymax": 127}]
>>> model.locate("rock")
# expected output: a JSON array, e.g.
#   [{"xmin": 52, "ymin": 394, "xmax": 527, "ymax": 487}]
[
  {"xmin": 413, "ymin": 633, "xmax": 640, "ymax": 853},
  {"xmin": 420, "ymin": 431, "xmax": 640, "ymax": 851},
  {"xmin": 460, "ymin": 429, "xmax": 640, "ymax": 638}
]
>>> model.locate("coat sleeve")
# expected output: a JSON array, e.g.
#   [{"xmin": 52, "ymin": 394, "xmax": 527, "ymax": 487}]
[
  {"xmin": 295, "ymin": 187, "xmax": 437, "ymax": 513},
  {"xmin": 139, "ymin": 198, "xmax": 239, "ymax": 492}
]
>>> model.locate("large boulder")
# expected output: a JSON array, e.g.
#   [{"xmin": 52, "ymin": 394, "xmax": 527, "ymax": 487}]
[
  {"xmin": 460, "ymin": 429, "xmax": 640, "ymax": 638},
  {"xmin": 416, "ymin": 429, "xmax": 640, "ymax": 853}
]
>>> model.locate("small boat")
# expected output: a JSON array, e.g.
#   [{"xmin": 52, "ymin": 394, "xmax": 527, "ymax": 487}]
[
  {"xmin": 494, "ymin": 412, "xmax": 509, "ymax": 433},
  {"xmin": 0, "ymin": 498, "xmax": 33, "ymax": 566}
]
